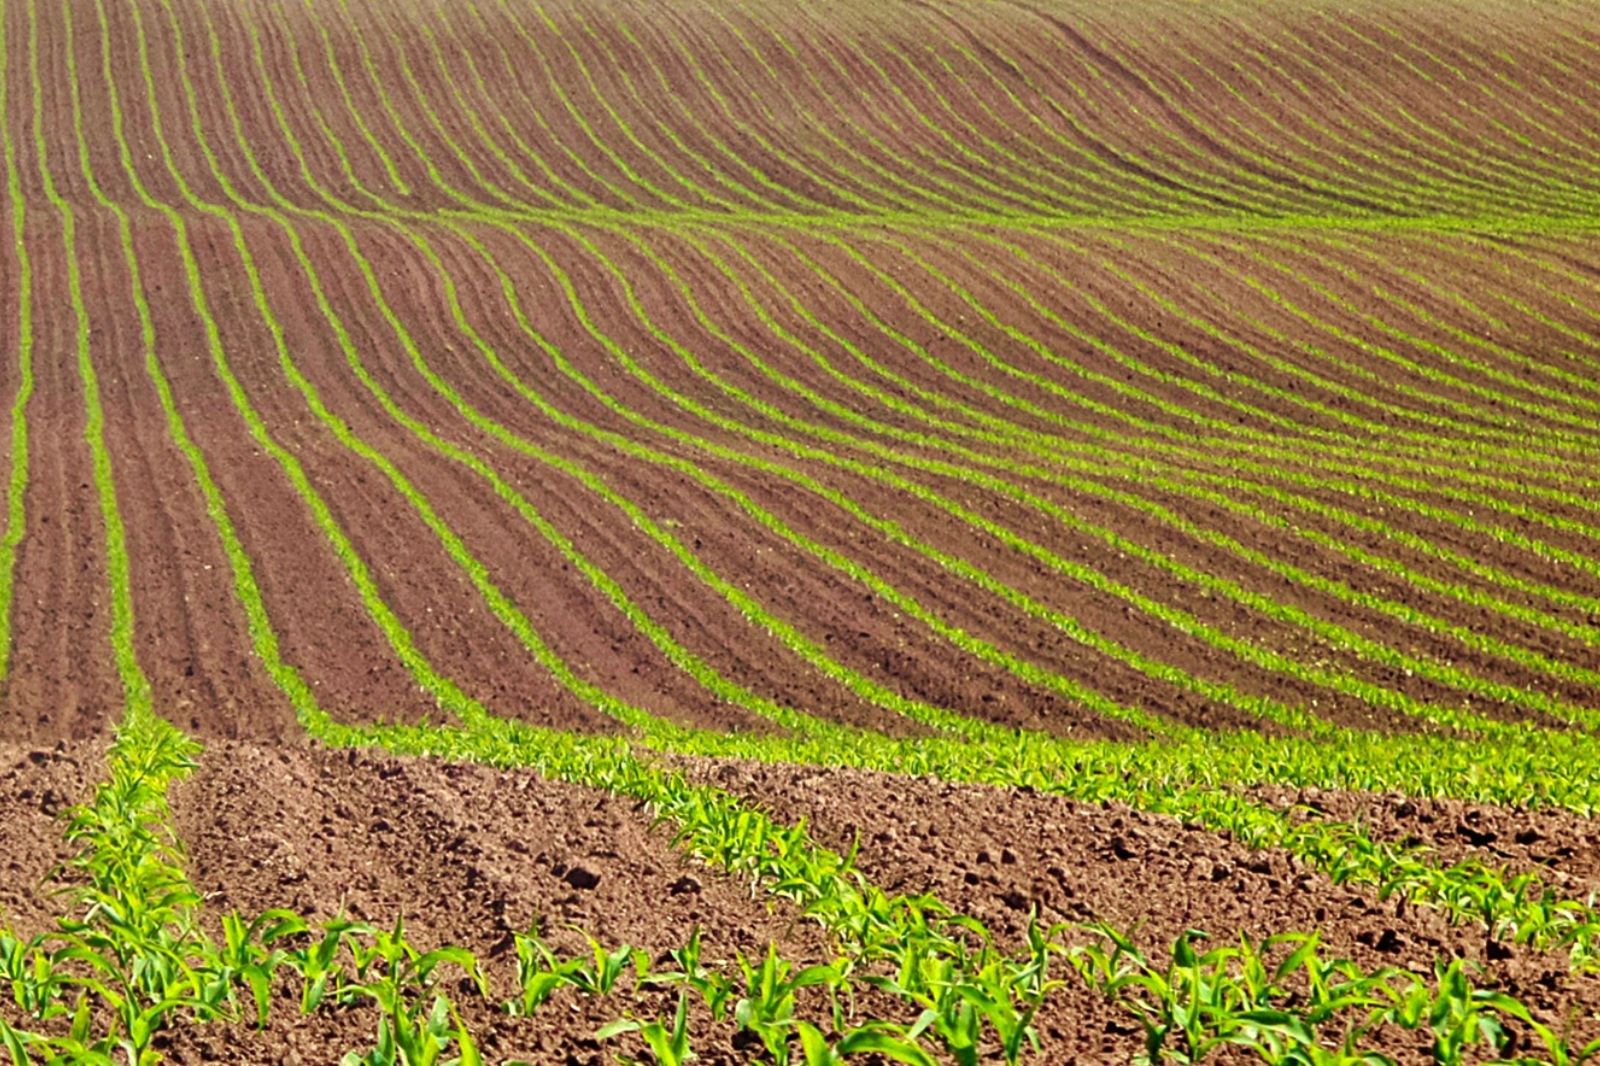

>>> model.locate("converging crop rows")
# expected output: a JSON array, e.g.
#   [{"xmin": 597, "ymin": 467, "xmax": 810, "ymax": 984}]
[{"xmin": 2, "ymin": 0, "xmax": 1599, "ymax": 1061}]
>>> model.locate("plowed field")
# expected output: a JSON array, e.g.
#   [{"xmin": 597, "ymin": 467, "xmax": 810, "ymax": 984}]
[{"xmin": 3, "ymin": 0, "xmax": 1599, "ymax": 1061}]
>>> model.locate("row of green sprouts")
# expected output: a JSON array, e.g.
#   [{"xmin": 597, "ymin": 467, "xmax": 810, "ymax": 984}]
[{"xmin": 2, "ymin": 710, "xmax": 1598, "ymax": 1064}]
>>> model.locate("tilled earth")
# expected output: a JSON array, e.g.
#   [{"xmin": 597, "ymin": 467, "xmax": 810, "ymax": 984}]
[
  {"xmin": 671, "ymin": 757, "xmax": 1600, "ymax": 1062},
  {"xmin": 166, "ymin": 742, "xmax": 851, "ymax": 1064},
  {"xmin": 3, "ymin": 740, "xmax": 846, "ymax": 1064},
  {"xmin": 5, "ymin": 0, "xmax": 1600, "ymax": 1061},
  {"xmin": 5, "ymin": 741, "xmax": 1598, "ymax": 1064}
]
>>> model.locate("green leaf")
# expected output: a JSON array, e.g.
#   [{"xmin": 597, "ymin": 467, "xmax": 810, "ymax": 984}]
[
  {"xmin": 595, "ymin": 1018, "xmax": 641, "ymax": 1041},
  {"xmin": 796, "ymin": 1022, "xmax": 835, "ymax": 1066},
  {"xmin": 836, "ymin": 1027, "xmax": 939, "ymax": 1066},
  {"xmin": 791, "ymin": 964, "xmax": 840, "ymax": 990},
  {"xmin": 1174, "ymin": 932, "xmax": 1205, "ymax": 968},
  {"xmin": 451, "ymin": 1007, "xmax": 482, "ymax": 1066},
  {"xmin": 0, "ymin": 1017, "xmax": 34, "ymax": 1066}
]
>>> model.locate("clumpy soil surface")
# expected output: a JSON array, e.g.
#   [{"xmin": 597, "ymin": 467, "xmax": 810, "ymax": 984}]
[
  {"xmin": 1, "ymin": 739, "xmax": 838, "ymax": 1064},
  {"xmin": 6, "ymin": 741, "xmax": 1597, "ymax": 1063},
  {"xmin": 162, "ymin": 741, "xmax": 849, "ymax": 1064},
  {"xmin": 674, "ymin": 756, "xmax": 1600, "ymax": 1063},
  {"xmin": 0, "ymin": 740, "xmax": 1143, "ymax": 1060},
  {"xmin": 0, "ymin": 743, "xmax": 99, "ymax": 938},
  {"xmin": 1246, "ymin": 784, "xmax": 1600, "ymax": 897}
]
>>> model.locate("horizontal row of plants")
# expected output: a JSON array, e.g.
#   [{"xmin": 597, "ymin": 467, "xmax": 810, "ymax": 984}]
[
  {"xmin": 12, "ymin": 691, "xmax": 1600, "ymax": 1065},
  {"xmin": 30, "ymin": 0, "xmax": 1600, "ymax": 976},
  {"xmin": 10, "ymin": 10, "xmax": 1600, "ymax": 1066}
]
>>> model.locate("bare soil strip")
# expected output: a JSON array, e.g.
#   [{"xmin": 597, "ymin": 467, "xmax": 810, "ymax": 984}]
[
  {"xmin": 0, "ymin": 223, "xmax": 119, "ymax": 744},
  {"xmin": 81, "ymin": 209, "xmax": 298, "ymax": 740},
  {"xmin": 678, "ymin": 756, "xmax": 1600, "ymax": 1061},
  {"xmin": 0, "ymin": 743, "xmax": 96, "ymax": 937},
  {"xmin": 164, "ymin": 742, "xmax": 856, "ymax": 1064},
  {"xmin": 1247, "ymin": 784, "xmax": 1600, "ymax": 899}
]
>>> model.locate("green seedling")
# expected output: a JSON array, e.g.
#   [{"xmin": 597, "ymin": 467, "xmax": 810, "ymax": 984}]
[
  {"xmin": 597, "ymin": 990, "xmax": 696, "ymax": 1066},
  {"xmin": 506, "ymin": 930, "xmax": 644, "ymax": 1015},
  {"xmin": 570, "ymin": 936, "xmax": 646, "ymax": 997},
  {"xmin": 507, "ymin": 930, "xmax": 585, "ymax": 1016},
  {"xmin": 796, "ymin": 1021, "xmax": 941, "ymax": 1066},
  {"xmin": 334, "ymin": 917, "xmax": 487, "ymax": 1064},
  {"xmin": 1382, "ymin": 958, "xmax": 1514, "ymax": 1065},
  {"xmin": 213, "ymin": 909, "xmax": 309, "ymax": 1027},
  {"xmin": 734, "ymin": 945, "xmax": 846, "ymax": 1066},
  {"xmin": 340, "ymin": 995, "xmax": 482, "ymax": 1066},
  {"xmin": 643, "ymin": 927, "xmax": 737, "ymax": 1021},
  {"xmin": 1070, "ymin": 925, "xmax": 1402, "ymax": 1065}
]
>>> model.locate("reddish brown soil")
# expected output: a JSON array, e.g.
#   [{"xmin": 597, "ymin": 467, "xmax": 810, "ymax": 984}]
[
  {"xmin": 1, "ymin": 216, "xmax": 121, "ymax": 743},
  {"xmin": 0, "ymin": 743, "xmax": 97, "ymax": 937},
  {"xmin": 5, "ymin": 0, "xmax": 1600, "ymax": 1061},
  {"xmin": 80, "ymin": 210, "xmax": 300, "ymax": 741},
  {"xmin": 676, "ymin": 755, "xmax": 1600, "ymax": 1062},
  {"xmin": 162, "ymin": 742, "xmax": 855, "ymax": 1064},
  {"xmin": 128, "ymin": 217, "xmax": 456, "ymax": 734},
  {"xmin": 0, "ymin": 741, "xmax": 913, "ymax": 1064},
  {"xmin": 1247, "ymin": 784, "xmax": 1600, "ymax": 897}
]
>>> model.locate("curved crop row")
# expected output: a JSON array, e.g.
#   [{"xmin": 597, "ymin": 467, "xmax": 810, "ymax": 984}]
[{"xmin": 6, "ymin": 1, "xmax": 1600, "ymax": 1057}]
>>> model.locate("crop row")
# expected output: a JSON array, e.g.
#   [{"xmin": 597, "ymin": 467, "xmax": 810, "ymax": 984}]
[
  {"xmin": 189, "ymin": 0, "xmax": 1600, "ymax": 220},
  {"xmin": 8, "ymin": 693, "xmax": 1599, "ymax": 1063},
  {"xmin": 76, "ymin": 0, "xmax": 1600, "ymax": 480},
  {"xmin": 5, "ymin": 1, "xmax": 1600, "ymax": 1061},
  {"xmin": 32, "ymin": 0, "xmax": 1595, "ymax": 749},
  {"xmin": 6, "ymin": 0, "xmax": 1600, "ymax": 925}
]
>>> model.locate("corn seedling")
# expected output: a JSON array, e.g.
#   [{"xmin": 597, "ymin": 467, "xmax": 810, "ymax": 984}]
[{"xmin": 597, "ymin": 990, "xmax": 696, "ymax": 1066}]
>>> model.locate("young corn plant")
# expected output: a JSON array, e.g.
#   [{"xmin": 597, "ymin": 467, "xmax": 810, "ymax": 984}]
[
  {"xmin": 568, "ymin": 936, "xmax": 647, "ymax": 998},
  {"xmin": 733, "ymin": 944, "xmax": 848, "ymax": 1066},
  {"xmin": 1068, "ymin": 925, "xmax": 1401, "ymax": 1065},
  {"xmin": 0, "ymin": 933, "xmax": 65, "ymax": 1024},
  {"xmin": 870, "ymin": 913, "xmax": 1064, "ymax": 1066},
  {"xmin": 504, "ymin": 927, "xmax": 645, "ymax": 1017},
  {"xmin": 1375, "ymin": 957, "xmax": 1588, "ymax": 1066},
  {"xmin": 597, "ymin": 990, "xmax": 696, "ymax": 1066},
  {"xmin": 506, "ymin": 930, "xmax": 583, "ymax": 1017},
  {"xmin": 0, "ymin": 713, "xmax": 255, "ymax": 1062},
  {"xmin": 333, "ymin": 915, "xmax": 488, "ymax": 1064},
  {"xmin": 979, "ymin": 916, "xmax": 1073, "ymax": 1065},
  {"xmin": 211, "ymin": 909, "xmax": 311, "ymax": 1028},
  {"xmin": 290, "ymin": 917, "xmax": 372, "ymax": 1015},
  {"xmin": 641, "ymin": 928, "xmax": 737, "ymax": 1022},
  {"xmin": 339, "ymin": 994, "xmax": 483, "ymax": 1066}
]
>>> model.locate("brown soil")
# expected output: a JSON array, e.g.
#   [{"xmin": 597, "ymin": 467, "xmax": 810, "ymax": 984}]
[
  {"xmin": 81, "ymin": 210, "xmax": 300, "ymax": 741},
  {"xmin": 161, "ymin": 742, "xmax": 852, "ymax": 1064},
  {"xmin": 132, "ymin": 216, "xmax": 461, "ymax": 733},
  {"xmin": 0, "ymin": 215, "xmax": 121, "ymax": 744},
  {"xmin": 677, "ymin": 755, "xmax": 1600, "ymax": 1062},
  {"xmin": 6, "ymin": 0, "xmax": 1600, "ymax": 1060},
  {"xmin": 0, "ymin": 740, "xmax": 910, "ymax": 1064},
  {"xmin": 0, "ymin": 742, "xmax": 97, "ymax": 937},
  {"xmin": 1247, "ymin": 784, "xmax": 1600, "ymax": 897}
]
